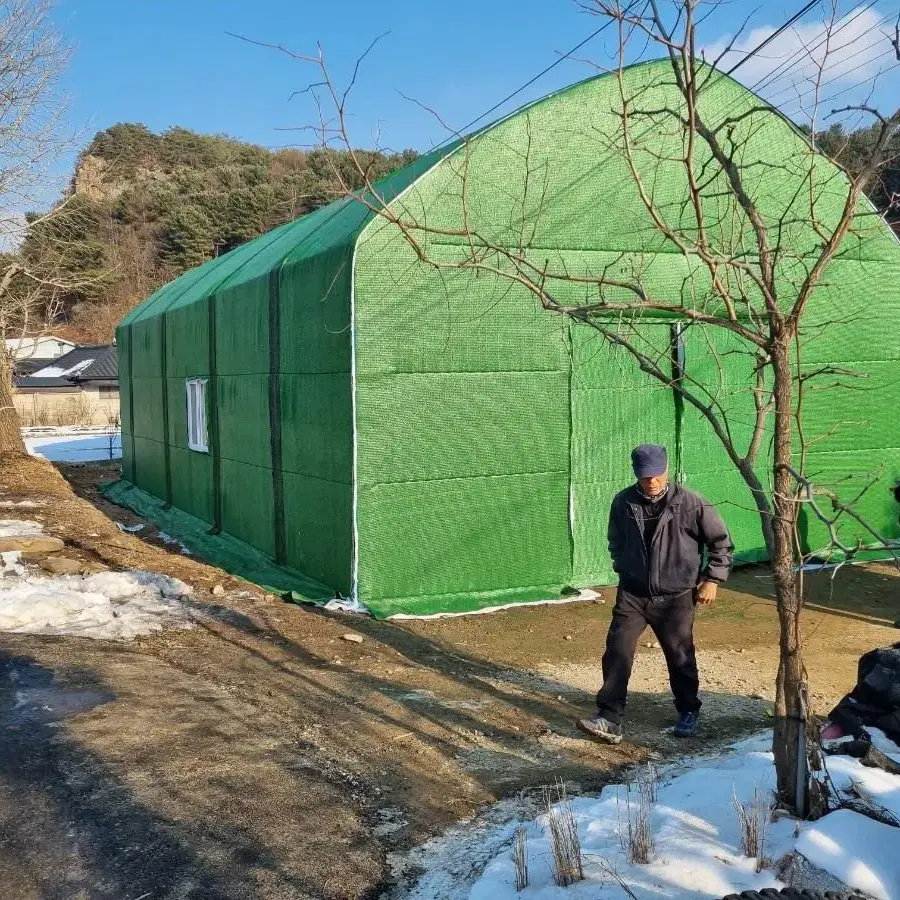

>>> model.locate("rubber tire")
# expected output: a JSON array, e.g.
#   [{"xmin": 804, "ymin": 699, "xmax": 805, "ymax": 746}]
[{"xmin": 718, "ymin": 890, "xmax": 868, "ymax": 900}]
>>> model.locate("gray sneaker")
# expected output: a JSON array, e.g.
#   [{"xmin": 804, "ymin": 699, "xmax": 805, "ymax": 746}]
[{"xmin": 577, "ymin": 713, "xmax": 623, "ymax": 744}]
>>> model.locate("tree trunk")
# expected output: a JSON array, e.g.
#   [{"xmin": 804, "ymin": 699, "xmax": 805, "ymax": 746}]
[
  {"xmin": 738, "ymin": 458, "xmax": 775, "ymax": 559},
  {"xmin": 0, "ymin": 354, "xmax": 25, "ymax": 454},
  {"xmin": 770, "ymin": 335, "xmax": 807, "ymax": 813}
]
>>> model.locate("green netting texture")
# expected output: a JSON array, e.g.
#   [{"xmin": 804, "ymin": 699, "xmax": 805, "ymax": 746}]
[
  {"xmin": 355, "ymin": 58, "xmax": 900, "ymax": 611},
  {"xmin": 101, "ymin": 479, "xmax": 332, "ymax": 601},
  {"xmin": 117, "ymin": 57, "xmax": 900, "ymax": 617},
  {"xmin": 116, "ymin": 147, "xmax": 453, "ymax": 603},
  {"xmin": 569, "ymin": 323, "xmax": 680, "ymax": 585}
]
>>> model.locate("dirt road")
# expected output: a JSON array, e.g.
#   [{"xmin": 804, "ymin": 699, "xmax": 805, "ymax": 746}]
[{"xmin": 0, "ymin": 454, "xmax": 896, "ymax": 898}]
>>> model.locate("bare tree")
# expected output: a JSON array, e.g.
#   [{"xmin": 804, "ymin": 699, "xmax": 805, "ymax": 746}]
[
  {"xmin": 0, "ymin": 0, "xmax": 75, "ymax": 454},
  {"xmin": 265, "ymin": 0, "xmax": 900, "ymax": 812}
]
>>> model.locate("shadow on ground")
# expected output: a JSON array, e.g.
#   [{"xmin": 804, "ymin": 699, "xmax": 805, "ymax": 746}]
[
  {"xmin": 0, "ymin": 615, "xmax": 773, "ymax": 900},
  {"xmin": 726, "ymin": 562, "xmax": 900, "ymax": 628}
]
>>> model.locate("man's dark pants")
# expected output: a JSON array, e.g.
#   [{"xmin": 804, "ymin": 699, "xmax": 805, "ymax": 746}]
[{"xmin": 596, "ymin": 587, "xmax": 701, "ymax": 725}]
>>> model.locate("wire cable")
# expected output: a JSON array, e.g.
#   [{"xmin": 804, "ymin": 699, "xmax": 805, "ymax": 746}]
[
  {"xmin": 427, "ymin": 15, "xmax": 619, "ymax": 152},
  {"xmin": 726, "ymin": 0, "xmax": 823, "ymax": 74}
]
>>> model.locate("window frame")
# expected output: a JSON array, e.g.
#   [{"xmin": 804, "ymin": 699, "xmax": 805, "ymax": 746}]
[{"xmin": 185, "ymin": 377, "xmax": 209, "ymax": 453}]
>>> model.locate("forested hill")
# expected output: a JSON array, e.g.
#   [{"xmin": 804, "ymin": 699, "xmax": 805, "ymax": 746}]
[{"xmin": 24, "ymin": 123, "xmax": 417, "ymax": 343}]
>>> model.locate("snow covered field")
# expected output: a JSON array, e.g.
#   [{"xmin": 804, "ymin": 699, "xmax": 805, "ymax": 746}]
[
  {"xmin": 403, "ymin": 732, "xmax": 900, "ymax": 900},
  {"xmin": 22, "ymin": 426, "xmax": 121, "ymax": 462}
]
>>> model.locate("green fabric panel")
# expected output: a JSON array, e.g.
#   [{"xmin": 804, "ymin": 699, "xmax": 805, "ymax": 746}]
[
  {"xmin": 279, "ymin": 373, "xmax": 352, "ymax": 481},
  {"xmin": 357, "ymin": 472, "xmax": 572, "ymax": 609},
  {"xmin": 358, "ymin": 371, "xmax": 570, "ymax": 484},
  {"xmin": 280, "ymin": 246, "xmax": 353, "ymax": 375},
  {"xmin": 165, "ymin": 303, "xmax": 210, "ymax": 379},
  {"xmin": 569, "ymin": 322, "xmax": 679, "ymax": 585},
  {"xmin": 797, "ymin": 360, "xmax": 900, "ymax": 454},
  {"xmin": 101, "ymin": 479, "xmax": 333, "ymax": 601},
  {"xmin": 117, "ymin": 327, "xmax": 133, "ymax": 435},
  {"xmin": 217, "ymin": 375, "xmax": 272, "ymax": 469},
  {"xmin": 131, "ymin": 437, "xmax": 166, "ymax": 500},
  {"xmin": 121, "ymin": 432, "xmax": 135, "ymax": 476},
  {"xmin": 679, "ymin": 327, "xmax": 772, "ymax": 559},
  {"xmin": 354, "ymin": 266, "xmax": 569, "ymax": 376},
  {"xmin": 130, "ymin": 319, "xmax": 162, "ymax": 379},
  {"xmin": 220, "ymin": 457, "xmax": 275, "ymax": 556},
  {"xmin": 282, "ymin": 472, "xmax": 352, "ymax": 593},
  {"xmin": 214, "ymin": 281, "xmax": 269, "ymax": 376},
  {"xmin": 165, "ymin": 377, "xmax": 188, "ymax": 450},
  {"xmin": 168, "ymin": 445, "xmax": 214, "ymax": 524},
  {"xmin": 800, "ymin": 449, "xmax": 900, "ymax": 555},
  {"xmin": 131, "ymin": 377, "xmax": 164, "ymax": 440},
  {"xmin": 276, "ymin": 249, "xmax": 354, "ymax": 588},
  {"xmin": 353, "ymin": 237, "xmax": 572, "ymax": 614},
  {"xmin": 570, "ymin": 483, "xmax": 620, "ymax": 586}
]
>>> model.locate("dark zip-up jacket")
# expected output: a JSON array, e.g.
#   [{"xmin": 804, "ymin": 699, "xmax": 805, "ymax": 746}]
[{"xmin": 607, "ymin": 483, "xmax": 733, "ymax": 598}]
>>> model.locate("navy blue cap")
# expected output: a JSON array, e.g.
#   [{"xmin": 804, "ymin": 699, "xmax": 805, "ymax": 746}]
[{"xmin": 632, "ymin": 444, "xmax": 668, "ymax": 478}]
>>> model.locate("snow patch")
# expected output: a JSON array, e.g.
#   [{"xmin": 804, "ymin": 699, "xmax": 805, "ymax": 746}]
[
  {"xmin": 396, "ymin": 731, "xmax": 900, "ymax": 900},
  {"xmin": 1, "ymin": 552, "xmax": 24, "ymax": 577},
  {"xmin": 0, "ymin": 569, "xmax": 193, "ymax": 640},
  {"xmin": 0, "ymin": 519, "xmax": 43, "ymax": 537},
  {"xmin": 797, "ymin": 810, "xmax": 899, "ymax": 900}
]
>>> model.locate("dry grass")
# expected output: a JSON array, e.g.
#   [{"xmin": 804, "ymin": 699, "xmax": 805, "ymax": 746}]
[
  {"xmin": 618, "ymin": 771, "xmax": 655, "ymax": 865},
  {"xmin": 512, "ymin": 825, "xmax": 528, "ymax": 892},
  {"xmin": 644, "ymin": 761, "xmax": 658, "ymax": 802},
  {"xmin": 597, "ymin": 857, "xmax": 640, "ymax": 899},
  {"xmin": 543, "ymin": 780, "xmax": 584, "ymax": 887},
  {"xmin": 733, "ymin": 786, "xmax": 770, "ymax": 870},
  {"xmin": 842, "ymin": 780, "xmax": 900, "ymax": 827}
]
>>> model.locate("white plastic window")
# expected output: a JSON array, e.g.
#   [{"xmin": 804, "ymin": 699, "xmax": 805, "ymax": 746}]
[{"xmin": 186, "ymin": 378, "xmax": 209, "ymax": 452}]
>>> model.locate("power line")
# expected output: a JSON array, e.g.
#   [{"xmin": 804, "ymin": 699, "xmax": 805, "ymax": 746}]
[
  {"xmin": 780, "ymin": 52, "xmax": 899, "ymax": 116},
  {"xmin": 435, "ymin": 0, "xmax": 831, "ymax": 153},
  {"xmin": 429, "ymin": 15, "xmax": 619, "ymax": 152},
  {"xmin": 725, "ymin": 0, "xmax": 823, "ymax": 75},
  {"xmin": 773, "ymin": 45, "xmax": 896, "ymax": 114},
  {"xmin": 748, "ymin": 0, "xmax": 882, "ymax": 95},
  {"xmin": 703, "ymin": 3, "xmax": 894, "ymax": 128}
]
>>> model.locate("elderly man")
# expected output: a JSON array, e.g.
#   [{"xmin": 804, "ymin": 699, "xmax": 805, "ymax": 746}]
[{"xmin": 579, "ymin": 444, "xmax": 733, "ymax": 743}]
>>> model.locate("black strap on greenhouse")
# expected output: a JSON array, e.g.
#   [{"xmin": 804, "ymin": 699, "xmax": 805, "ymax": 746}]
[
  {"xmin": 670, "ymin": 323, "xmax": 686, "ymax": 483},
  {"xmin": 207, "ymin": 293, "xmax": 223, "ymax": 533},
  {"xmin": 126, "ymin": 324, "xmax": 137, "ymax": 483},
  {"xmin": 268, "ymin": 266, "xmax": 286, "ymax": 565},
  {"xmin": 160, "ymin": 315, "xmax": 173, "ymax": 506}
]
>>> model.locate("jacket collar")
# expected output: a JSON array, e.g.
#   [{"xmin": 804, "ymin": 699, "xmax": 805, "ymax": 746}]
[{"xmin": 628, "ymin": 482, "xmax": 684, "ymax": 506}]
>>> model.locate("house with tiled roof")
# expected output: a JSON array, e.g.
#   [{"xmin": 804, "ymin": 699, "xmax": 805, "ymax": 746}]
[{"xmin": 14, "ymin": 345, "xmax": 119, "ymax": 426}]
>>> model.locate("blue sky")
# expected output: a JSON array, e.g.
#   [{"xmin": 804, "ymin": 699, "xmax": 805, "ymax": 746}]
[{"xmin": 54, "ymin": 0, "xmax": 899, "ymax": 155}]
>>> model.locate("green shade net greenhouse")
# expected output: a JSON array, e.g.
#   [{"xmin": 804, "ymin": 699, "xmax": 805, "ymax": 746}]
[{"xmin": 108, "ymin": 60, "xmax": 900, "ymax": 617}]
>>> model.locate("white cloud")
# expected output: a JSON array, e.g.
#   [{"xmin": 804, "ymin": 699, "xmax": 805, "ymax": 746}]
[{"xmin": 704, "ymin": 5, "xmax": 895, "ymax": 114}]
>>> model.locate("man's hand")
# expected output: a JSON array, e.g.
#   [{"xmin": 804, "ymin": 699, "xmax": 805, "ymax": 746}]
[{"xmin": 695, "ymin": 580, "xmax": 717, "ymax": 607}]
